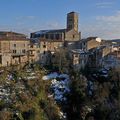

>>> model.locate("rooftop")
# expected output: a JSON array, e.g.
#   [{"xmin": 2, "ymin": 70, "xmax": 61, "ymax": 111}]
[
  {"xmin": 32, "ymin": 29, "xmax": 66, "ymax": 35},
  {"xmin": 0, "ymin": 31, "xmax": 28, "ymax": 41}
]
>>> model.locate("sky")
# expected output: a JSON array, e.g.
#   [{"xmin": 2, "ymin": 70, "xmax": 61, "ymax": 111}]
[{"xmin": 0, "ymin": 0, "xmax": 120, "ymax": 39}]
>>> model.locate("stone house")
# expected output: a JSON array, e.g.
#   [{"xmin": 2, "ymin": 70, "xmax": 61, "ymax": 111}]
[
  {"xmin": 70, "ymin": 49, "xmax": 89, "ymax": 70},
  {"xmin": 28, "ymin": 40, "xmax": 41, "ymax": 63},
  {"xmin": 88, "ymin": 46, "xmax": 111, "ymax": 68},
  {"xmin": 81, "ymin": 37, "xmax": 101, "ymax": 51},
  {"xmin": 0, "ymin": 31, "xmax": 29, "ymax": 66},
  {"xmin": 102, "ymin": 45, "xmax": 120, "ymax": 69}
]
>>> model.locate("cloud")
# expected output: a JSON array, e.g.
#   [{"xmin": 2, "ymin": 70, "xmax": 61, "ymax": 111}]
[
  {"xmin": 15, "ymin": 15, "xmax": 37, "ymax": 28},
  {"xmin": 16, "ymin": 16, "xmax": 36, "ymax": 20},
  {"xmin": 82, "ymin": 23, "xmax": 120, "ymax": 40},
  {"xmin": 95, "ymin": 2, "xmax": 114, "ymax": 8},
  {"xmin": 0, "ymin": 20, "xmax": 64, "ymax": 37},
  {"xmin": 81, "ymin": 11, "xmax": 120, "ymax": 39},
  {"xmin": 46, "ymin": 21, "xmax": 64, "ymax": 29},
  {"xmin": 96, "ymin": 11, "xmax": 120, "ymax": 22}
]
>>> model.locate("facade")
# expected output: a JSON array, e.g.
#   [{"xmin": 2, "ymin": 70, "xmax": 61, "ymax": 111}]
[
  {"xmin": 102, "ymin": 45, "xmax": 120, "ymax": 69},
  {"xmin": 70, "ymin": 49, "xmax": 89, "ymax": 70},
  {"xmin": 28, "ymin": 40, "xmax": 41, "ymax": 63},
  {"xmin": 31, "ymin": 12, "xmax": 81, "ymax": 53},
  {"xmin": 67, "ymin": 12, "xmax": 78, "ymax": 32},
  {"xmin": 81, "ymin": 37, "xmax": 101, "ymax": 51},
  {"xmin": 0, "ymin": 31, "xmax": 29, "ymax": 66},
  {"xmin": 88, "ymin": 46, "xmax": 111, "ymax": 68}
]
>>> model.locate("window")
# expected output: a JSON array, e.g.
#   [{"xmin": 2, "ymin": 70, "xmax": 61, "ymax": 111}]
[
  {"xmin": 13, "ymin": 50, "xmax": 16, "ymax": 53},
  {"xmin": 46, "ymin": 34, "xmax": 49, "ymax": 39},
  {"xmin": 50, "ymin": 34, "xmax": 54, "ymax": 39},
  {"xmin": 31, "ymin": 51, "xmax": 33, "ymax": 54},
  {"xmin": 68, "ymin": 25, "xmax": 72, "ymax": 29},
  {"xmin": 22, "ymin": 49, "xmax": 26, "ymax": 53},
  {"xmin": 56, "ymin": 34, "xmax": 59, "ymax": 40},
  {"xmin": 43, "ymin": 51, "xmax": 46, "ymax": 54},
  {"xmin": 38, "ymin": 34, "xmax": 41, "ymax": 37},
  {"xmin": 43, "ymin": 45, "xmax": 46, "ymax": 48},
  {"xmin": 41, "ymin": 34, "xmax": 44, "ymax": 38},
  {"xmin": 13, "ymin": 44, "xmax": 16, "ymax": 47},
  {"xmin": 74, "ymin": 54, "xmax": 78, "ymax": 57},
  {"xmin": 37, "ymin": 50, "xmax": 40, "ymax": 53},
  {"xmin": 37, "ymin": 45, "xmax": 40, "ymax": 48},
  {"xmin": 30, "ymin": 45, "xmax": 33, "ymax": 48},
  {"xmin": 73, "ymin": 35, "xmax": 75, "ymax": 38},
  {"xmin": 69, "ymin": 18, "xmax": 73, "ymax": 22}
]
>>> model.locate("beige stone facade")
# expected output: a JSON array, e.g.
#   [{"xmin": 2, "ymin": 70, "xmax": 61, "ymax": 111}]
[
  {"xmin": 88, "ymin": 46, "xmax": 112, "ymax": 68},
  {"xmin": 28, "ymin": 42, "xmax": 41, "ymax": 63},
  {"xmin": 40, "ymin": 40, "xmax": 63, "ymax": 53},
  {"xmin": 0, "ymin": 31, "xmax": 29, "ymax": 66},
  {"xmin": 67, "ymin": 12, "xmax": 79, "ymax": 32},
  {"xmin": 65, "ymin": 29, "xmax": 81, "ymax": 41},
  {"xmin": 81, "ymin": 37, "xmax": 101, "ymax": 51},
  {"xmin": 0, "ymin": 53, "xmax": 11, "ymax": 67},
  {"xmin": 102, "ymin": 46, "xmax": 111, "ymax": 57},
  {"xmin": 70, "ymin": 49, "xmax": 88, "ymax": 70}
]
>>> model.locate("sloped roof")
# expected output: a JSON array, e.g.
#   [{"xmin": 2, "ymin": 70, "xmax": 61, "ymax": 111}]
[
  {"xmin": 0, "ymin": 31, "xmax": 26, "ymax": 37},
  {"xmin": 33, "ymin": 29, "xmax": 66, "ymax": 35},
  {"xmin": 0, "ymin": 31, "xmax": 28, "ymax": 41},
  {"xmin": 81, "ymin": 37, "xmax": 98, "ymax": 42}
]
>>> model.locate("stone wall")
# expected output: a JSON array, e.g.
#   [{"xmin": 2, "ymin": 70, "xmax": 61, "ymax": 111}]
[
  {"xmin": 87, "ymin": 39, "xmax": 101, "ymax": 50},
  {"xmin": 65, "ymin": 29, "xmax": 81, "ymax": 41},
  {"xmin": 0, "ymin": 40, "xmax": 10, "ymax": 53},
  {"xmin": 1, "ymin": 53, "xmax": 11, "ymax": 66},
  {"xmin": 40, "ymin": 41, "xmax": 63, "ymax": 53}
]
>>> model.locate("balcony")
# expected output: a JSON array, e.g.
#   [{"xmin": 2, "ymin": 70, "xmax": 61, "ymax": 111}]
[{"xmin": 11, "ymin": 52, "xmax": 27, "ymax": 57}]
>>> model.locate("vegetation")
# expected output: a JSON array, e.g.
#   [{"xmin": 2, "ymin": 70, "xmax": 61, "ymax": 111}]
[
  {"xmin": 65, "ymin": 66, "xmax": 120, "ymax": 120},
  {"xmin": 65, "ymin": 71, "xmax": 88, "ymax": 120},
  {"xmin": 0, "ymin": 64, "xmax": 61, "ymax": 120},
  {"xmin": 0, "ymin": 60, "xmax": 120, "ymax": 120}
]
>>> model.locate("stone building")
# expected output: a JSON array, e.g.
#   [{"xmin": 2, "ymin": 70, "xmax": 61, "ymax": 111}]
[
  {"xmin": 69, "ymin": 49, "xmax": 89, "ymax": 70},
  {"xmin": 81, "ymin": 37, "xmax": 101, "ymax": 51},
  {"xmin": 88, "ymin": 46, "xmax": 111, "ymax": 68},
  {"xmin": 28, "ymin": 40, "xmax": 41, "ymax": 63},
  {"xmin": 31, "ymin": 12, "xmax": 81, "ymax": 53},
  {"xmin": 102, "ymin": 44, "xmax": 120, "ymax": 69},
  {"xmin": 0, "ymin": 31, "xmax": 29, "ymax": 66}
]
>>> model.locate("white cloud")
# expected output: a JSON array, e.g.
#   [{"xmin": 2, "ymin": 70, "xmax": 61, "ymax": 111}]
[
  {"xmin": 46, "ymin": 21, "xmax": 64, "ymax": 29},
  {"xmin": 16, "ymin": 16, "xmax": 36, "ymax": 20},
  {"xmin": 96, "ymin": 11, "xmax": 120, "ymax": 22},
  {"xmin": 81, "ymin": 11, "xmax": 120, "ymax": 39},
  {"xmin": 95, "ymin": 2, "xmax": 114, "ymax": 8},
  {"xmin": 0, "ymin": 20, "xmax": 64, "ymax": 37}
]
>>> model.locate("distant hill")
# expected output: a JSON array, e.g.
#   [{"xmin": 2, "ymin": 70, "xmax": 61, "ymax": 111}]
[{"xmin": 110, "ymin": 39, "xmax": 120, "ymax": 43}]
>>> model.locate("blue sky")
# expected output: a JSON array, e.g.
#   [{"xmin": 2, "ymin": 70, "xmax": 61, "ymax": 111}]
[{"xmin": 0, "ymin": 0, "xmax": 120, "ymax": 39}]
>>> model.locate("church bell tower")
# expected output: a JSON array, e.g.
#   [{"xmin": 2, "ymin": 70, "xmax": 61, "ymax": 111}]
[{"xmin": 67, "ymin": 11, "xmax": 78, "ymax": 32}]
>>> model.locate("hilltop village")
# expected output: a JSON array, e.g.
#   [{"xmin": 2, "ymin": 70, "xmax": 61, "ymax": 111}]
[
  {"xmin": 0, "ymin": 12, "xmax": 120, "ymax": 69},
  {"xmin": 0, "ymin": 12, "xmax": 120, "ymax": 120}
]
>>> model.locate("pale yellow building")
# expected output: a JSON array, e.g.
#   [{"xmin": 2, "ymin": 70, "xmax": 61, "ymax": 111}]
[{"xmin": 0, "ymin": 31, "xmax": 29, "ymax": 66}]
